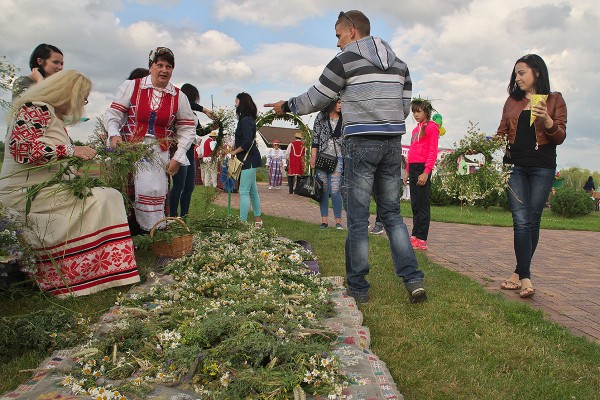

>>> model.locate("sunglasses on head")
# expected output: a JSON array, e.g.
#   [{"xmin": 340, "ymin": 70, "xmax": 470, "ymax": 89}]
[{"xmin": 338, "ymin": 11, "xmax": 355, "ymax": 28}]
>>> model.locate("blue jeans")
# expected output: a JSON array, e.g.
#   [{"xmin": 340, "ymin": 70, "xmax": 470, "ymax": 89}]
[
  {"xmin": 342, "ymin": 136, "xmax": 424, "ymax": 294},
  {"xmin": 316, "ymin": 156, "xmax": 343, "ymax": 219},
  {"xmin": 239, "ymin": 167, "xmax": 261, "ymax": 222},
  {"xmin": 169, "ymin": 147, "xmax": 196, "ymax": 217},
  {"xmin": 506, "ymin": 165, "xmax": 555, "ymax": 280}
]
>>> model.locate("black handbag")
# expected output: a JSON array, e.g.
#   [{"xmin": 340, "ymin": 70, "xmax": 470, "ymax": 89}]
[
  {"xmin": 294, "ymin": 172, "xmax": 323, "ymax": 201},
  {"xmin": 315, "ymin": 152, "xmax": 337, "ymax": 173},
  {"xmin": 315, "ymin": 118, "xmax": 340, "ymax": 173}
]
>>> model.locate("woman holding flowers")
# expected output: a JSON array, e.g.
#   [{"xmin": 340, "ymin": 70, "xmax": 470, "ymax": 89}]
[
  {"xmin": 0, "ymin": 70, "xmax": 140, "ymax": 297},
  {"xmin": 104, "ymin": 47, "xmax": 196, "ymax": 231},
  {"xmin": 497, "ymin": 54, "xmax": 567, "ymax": 298},
  {"xmin": 229, "ymin": 92, "xmax": 262, "ymax": 227}
]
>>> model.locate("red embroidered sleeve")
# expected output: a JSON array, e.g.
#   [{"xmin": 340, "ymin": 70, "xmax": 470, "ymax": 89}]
[{"xmin": 9, "ymin": 103, "xmax": 63, "ymax": 165}]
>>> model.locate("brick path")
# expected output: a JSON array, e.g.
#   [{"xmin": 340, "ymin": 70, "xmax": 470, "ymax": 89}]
[{"xmin": 214, "ymin": 182, "xmax": 600, "ymax": 344}]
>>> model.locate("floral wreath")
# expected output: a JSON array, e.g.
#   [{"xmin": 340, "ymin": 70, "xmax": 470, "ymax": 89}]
[
  {"xmin": 256, "ymin": 111, "xmax": 313, "ymax": 166},
  {"xmin": 411, "ymin": 96, "xmax": 436, "ymax": 113},
  {"xmin": 437, "ymin": 122, "xmax": 509, "ymax": 206}
]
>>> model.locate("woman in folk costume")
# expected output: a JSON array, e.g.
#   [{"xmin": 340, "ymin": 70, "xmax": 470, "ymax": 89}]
[
  {"xmin": 266, "ymin": 140, "xmax": 285, "ymax": 189},
  {"xmin": 104, "ymin": 47, "xmax": 196, "ymax": 231},
  {"xmin": 286, "ymin": 132, "xmax": 306, "ymax": 194},
  {"xmin": 200, "ymin": 131, "xmax": 219, "ymax": 187},
  {"xmin": 0, "ymin": 70, "xmax": 139, "ymax": 297}
]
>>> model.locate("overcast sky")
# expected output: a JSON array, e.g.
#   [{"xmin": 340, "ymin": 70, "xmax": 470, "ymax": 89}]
[{"xmin": 1, "ymin": 0, "xmax": 598, "ymax": 171}]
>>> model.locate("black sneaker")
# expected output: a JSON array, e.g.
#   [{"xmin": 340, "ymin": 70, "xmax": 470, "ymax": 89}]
[
  {"xmin": 405, "ymin": 280, "xmax": 427, "ymax": 304},
  {"xmin": 370, "ymin": 223, "xmax": 384, "ymax": 235},
  {"xmin": 319, "ymin": 223, "xmax": 328, "ymax": 229},
  {"xmin": 347, "ymin": 289, "xmax": 369, "ymax": 303}
]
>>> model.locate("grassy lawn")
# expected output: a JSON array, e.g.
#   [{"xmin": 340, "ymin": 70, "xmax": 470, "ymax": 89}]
[
  {"xmin": 386, "ymin": 200, "xmax": 600, "ymax": 232},
  {"xmin": 1, "ymin": 187, "xmax": 599, "ymax": 399}
]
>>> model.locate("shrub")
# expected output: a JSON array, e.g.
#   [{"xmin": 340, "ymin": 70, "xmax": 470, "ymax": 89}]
[
  {"xmin": 430, "ymin": 175, "xmax": 457, "ymax": 206},
  {"xmin": 549, "ymin": 187, "xmax": 594, "ymax": 217}
]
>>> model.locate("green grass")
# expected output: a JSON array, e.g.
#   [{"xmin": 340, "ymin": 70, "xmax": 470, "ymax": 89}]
[
  {"xmin": 377, "ymin": 200, "xmax": 600, "ymax": 232},
  {"xmin": 1, "ymin": 188, "xmax": 599, "ymax": 399}
]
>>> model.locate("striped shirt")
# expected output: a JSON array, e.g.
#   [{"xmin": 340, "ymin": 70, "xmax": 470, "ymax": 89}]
[{"xmin": 289, "ymin": 36, "xmax": 412, "ymax": 137}]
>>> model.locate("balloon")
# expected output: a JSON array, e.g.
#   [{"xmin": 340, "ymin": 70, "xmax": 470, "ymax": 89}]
[
  {"xmin": 432, "ymin": 113, "xmax": 443, "ymax": 126},
  {"xmin": 439, "ymin": 126, "xmax": 446, "ymax": 136}
]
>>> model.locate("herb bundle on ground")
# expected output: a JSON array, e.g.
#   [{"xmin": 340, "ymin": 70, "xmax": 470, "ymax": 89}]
[{"xmin": 60, "ymin": 227, "xmax": 349, "ymax": 399}]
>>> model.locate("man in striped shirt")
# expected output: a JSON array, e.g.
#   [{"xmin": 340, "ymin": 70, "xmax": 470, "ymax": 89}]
[{"xmin": 265, "ymin": 10, "xmax": 426, "ymax": 304}]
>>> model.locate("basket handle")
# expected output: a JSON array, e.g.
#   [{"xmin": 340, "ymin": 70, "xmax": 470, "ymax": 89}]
[{"xmin": 149, "ymin": 217, "xmax": 191, "ymax": 239}]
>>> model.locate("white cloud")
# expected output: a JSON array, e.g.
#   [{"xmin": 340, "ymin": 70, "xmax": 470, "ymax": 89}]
[{"xmin": 1, "ymin": 0, "xmax": 599, "ymax": 171}]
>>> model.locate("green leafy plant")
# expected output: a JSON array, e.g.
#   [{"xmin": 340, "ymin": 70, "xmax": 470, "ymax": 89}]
[
  {"xmin": 549, "ymin": 187, "xmax": 595, "ymax": 217},
  {"xmin": 438, "ymin": 123, "xmax": 509, "ymax": 206}
]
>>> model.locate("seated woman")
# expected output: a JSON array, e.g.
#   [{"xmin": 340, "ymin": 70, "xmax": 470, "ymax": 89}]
[{"xmin": 0, "ymin": 70, "xmax": 140, "ymax": 297}]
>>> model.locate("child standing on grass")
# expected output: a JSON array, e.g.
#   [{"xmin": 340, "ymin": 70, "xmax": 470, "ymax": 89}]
[{"xmin": 404, "ymin": 98, "xmax": 439, "ymax": 250}]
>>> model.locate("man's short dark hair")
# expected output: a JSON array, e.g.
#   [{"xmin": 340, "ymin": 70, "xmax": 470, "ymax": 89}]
[{"xmin": 336, "ymin": 10, "xmax": 370, "ymax": 36}]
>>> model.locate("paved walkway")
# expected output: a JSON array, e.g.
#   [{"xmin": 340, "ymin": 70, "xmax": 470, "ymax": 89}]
[{"xmin": 214, "ymin": 182, "xmax": 600, "ymax": 344}]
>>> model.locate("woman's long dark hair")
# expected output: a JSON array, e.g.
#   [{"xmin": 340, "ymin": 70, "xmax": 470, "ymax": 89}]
[
  {"xmin": 181, "ymin": 83, "xmax": 200, "ymax": 103},
  {"xmin": 236, "ymin": 92, "xmax": 257, "ymax": 119},
  {"xmin": 508, "ymin": 54, "xmax": 551, "ymax": 100},
  {"xmin": 29, "ymin": 43, "xmax": 63, "ymax": 78}
]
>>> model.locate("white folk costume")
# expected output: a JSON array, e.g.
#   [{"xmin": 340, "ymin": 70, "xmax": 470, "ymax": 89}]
[
  {"xmin": 198, "ymin": 135, "xmax": 218, "ymax": 187},
  {"xmin": 0, "ymin": 102, "xmax": 140, "ymax": 297},
  {"xmin": 267, "ymin": 147, "xmax": 286, "ymax": 188},
  {"xmin": 104, "ymin": 76, "xmax": 196, "ymax": 231}
]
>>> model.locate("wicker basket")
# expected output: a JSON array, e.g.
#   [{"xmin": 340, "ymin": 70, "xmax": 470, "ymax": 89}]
[{"xmin": 149, "ymin": 217, "xmax": 193, "ymax": 258}]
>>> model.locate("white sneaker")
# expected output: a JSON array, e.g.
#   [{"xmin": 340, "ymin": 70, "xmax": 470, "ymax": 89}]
[{"xmin": 268, "ymin": 186, "xmax": 272, "ymax": 189}]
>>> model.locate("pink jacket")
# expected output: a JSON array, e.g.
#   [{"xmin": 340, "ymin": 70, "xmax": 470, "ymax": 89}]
[{"xmin": 406, "ymin": 121, "xmax": 439, "ymax": 174}]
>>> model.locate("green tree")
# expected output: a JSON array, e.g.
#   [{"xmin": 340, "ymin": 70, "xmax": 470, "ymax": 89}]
[{"xmin": 559, "ymin": 167, "xmax": 600, "ymax": 190}]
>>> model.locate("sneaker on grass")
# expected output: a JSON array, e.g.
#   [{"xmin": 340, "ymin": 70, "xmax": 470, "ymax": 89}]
[
  {"xmin": 405, "ymin": 280, "xmax": 427, "ymax": 304},
  {"xmin": 370, "ymin": 222, "xmax": 384, "ymax": 235},
  {"xmin": 347, "ymin": 289, "xmax": 369, "ymax": 304},
  {"xmin": 319, "ymin": 223, "xmax": 328, "ymax": 229}
]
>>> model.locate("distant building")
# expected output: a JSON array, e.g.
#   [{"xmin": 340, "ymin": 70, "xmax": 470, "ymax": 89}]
[{"xmin": 257, "ymin": 126, "xmax": 301, "ymax": 151}]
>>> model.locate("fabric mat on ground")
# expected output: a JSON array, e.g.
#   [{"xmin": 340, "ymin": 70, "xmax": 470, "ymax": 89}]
[{"xmin": 2, "ymin": 256, "xmax": 402, "ymax": 400}]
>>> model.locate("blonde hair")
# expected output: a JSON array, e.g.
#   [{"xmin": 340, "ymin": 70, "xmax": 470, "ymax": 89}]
[{"xmin": 10, "ymin": 70, "xmax": 91, "ymax": 125}]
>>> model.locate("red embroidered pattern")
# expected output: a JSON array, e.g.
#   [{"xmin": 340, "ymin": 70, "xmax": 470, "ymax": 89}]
[
  {"xmin": 56, "ymin": 144, "xmax": 67, "ymax": 158},
  {"xmin": 9, "ymin": 103, "xmax": 57, "ymax": 165},
  {"xmin": 34, "ymin": 237, "xmax": 138, "ymax": 296}
]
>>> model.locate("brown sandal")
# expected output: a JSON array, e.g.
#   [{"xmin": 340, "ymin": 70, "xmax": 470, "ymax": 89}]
[
  {"xmin": 519, "ymin": 286, "xmax": 535, "ymax": 298},
  {"xmin": 500, "ymin": 280, "xmax": 521, "ymax": 290}
]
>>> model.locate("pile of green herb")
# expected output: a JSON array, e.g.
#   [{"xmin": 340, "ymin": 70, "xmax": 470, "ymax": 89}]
[{"xmin": 61, "ymin": 228, "xmax": 349, "ymax": 399}]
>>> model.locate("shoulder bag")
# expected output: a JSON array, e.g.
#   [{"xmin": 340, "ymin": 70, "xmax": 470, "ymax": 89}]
[
  {"xmin": 228, "ymin": 141, "xmax": 254, "ymax": 181},
  {"xmin": 315, "ymin": 118, "xmax": 339, "ymax": 173}
]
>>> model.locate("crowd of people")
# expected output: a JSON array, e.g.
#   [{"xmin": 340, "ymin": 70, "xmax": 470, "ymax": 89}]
[{"xmin": 1, "ymin": 9, "xmax": 568, "ymax": 304}]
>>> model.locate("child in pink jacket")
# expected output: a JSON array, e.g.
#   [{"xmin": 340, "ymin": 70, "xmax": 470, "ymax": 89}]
[{"xmin": 404, "ymin": 98, "xmax": 439, "ymax": 250}]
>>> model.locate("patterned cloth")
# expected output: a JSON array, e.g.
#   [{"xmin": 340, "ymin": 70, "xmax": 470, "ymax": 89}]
[
  {"xmin": 0, "ymin": 102, "xmax": 139, "ymax": 297},
  {"xmin": 267, "ymin": 148, "xmax": 285, "ymax": 187}
]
